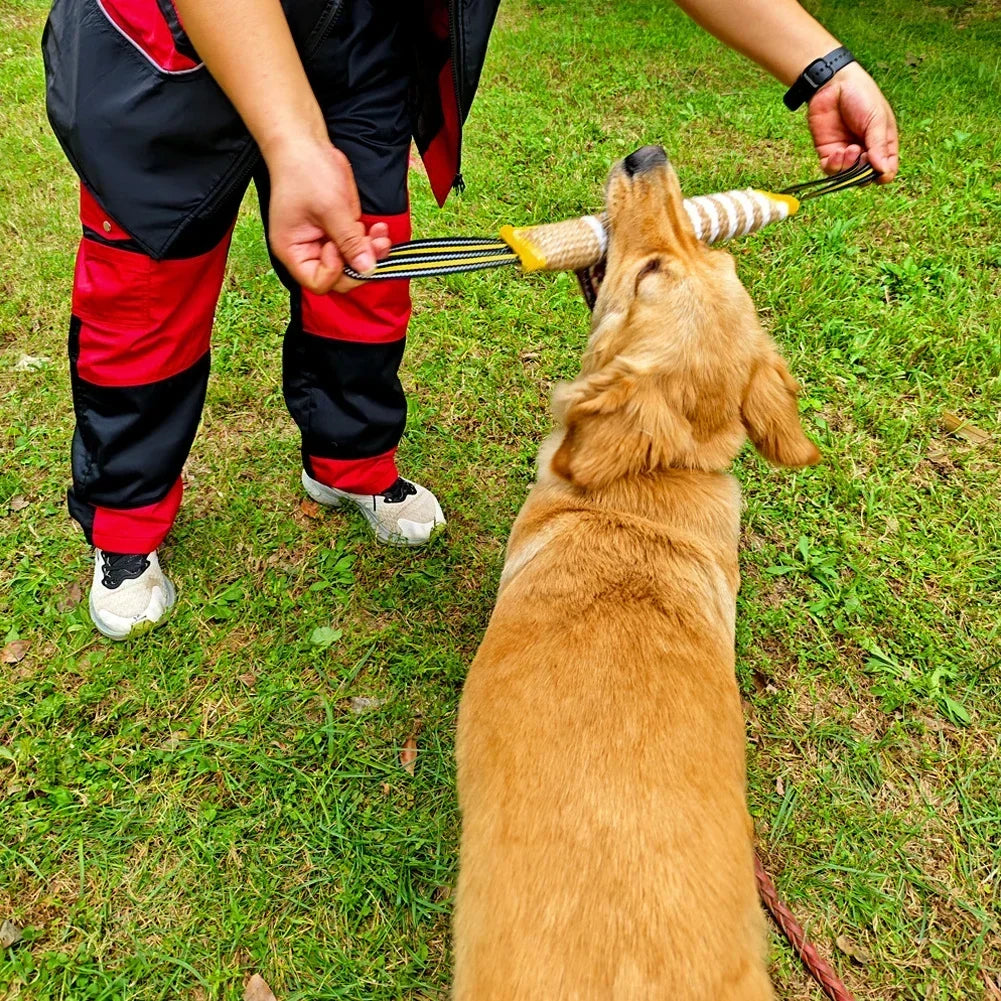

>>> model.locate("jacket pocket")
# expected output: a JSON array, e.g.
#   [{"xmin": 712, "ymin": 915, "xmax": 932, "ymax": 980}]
[
  {"xmin": 96, "ymin": 0, "xmax": 202, "ymax": 73},
  {"xmin": 44, "ymin": 0, "xmax": 253, "ymax": 259}
]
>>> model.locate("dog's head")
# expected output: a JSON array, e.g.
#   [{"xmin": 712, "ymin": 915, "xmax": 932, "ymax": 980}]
[{"xmin": 550, "ymin": 146, "xmax": 820, "ymax": 490}]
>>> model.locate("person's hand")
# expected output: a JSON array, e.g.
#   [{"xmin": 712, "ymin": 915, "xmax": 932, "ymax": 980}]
[
  {"xmin": 806, "ymin": 62, "xmax": 899, "ymax": 182},
  {"xmin": 265, "ymin": 138, "xmax": 392, "ymax": 293}
]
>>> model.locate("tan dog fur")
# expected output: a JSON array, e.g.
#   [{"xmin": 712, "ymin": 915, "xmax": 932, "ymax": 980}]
[{"xmin": 453, "ymin": 154, "xmax": 820, "ymax": 1001}]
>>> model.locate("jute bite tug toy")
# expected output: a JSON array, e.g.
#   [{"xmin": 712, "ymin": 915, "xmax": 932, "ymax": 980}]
[{"xmin": 343, "ymin": 157, "xmax": 877, "ymax": 282}]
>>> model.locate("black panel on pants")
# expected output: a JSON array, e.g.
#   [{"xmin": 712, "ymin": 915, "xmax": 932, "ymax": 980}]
[
  {"xmin": 306, "ymin": 0, "xmax": 415, "ymax": 216},
  {"xmin": 282, "ymin": 296, "xmax": 408, "ymax": 462},
  {"xmin": 67, "ymin": 317, "xmax": 209, "ymax": 517}
]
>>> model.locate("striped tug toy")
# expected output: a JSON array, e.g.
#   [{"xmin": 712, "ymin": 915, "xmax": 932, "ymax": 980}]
[{"xmin": 343, "ymin": 157, "xmax": 877, "ymax": 282}]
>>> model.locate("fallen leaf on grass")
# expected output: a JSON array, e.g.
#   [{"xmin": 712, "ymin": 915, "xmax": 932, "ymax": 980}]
[
  {"xmin": 0, "ymin": 919, "xmax": 23, "ymax": 949},
  {"xmin": 1, "ymin": 641, "xmax": 29, "ymax": 665},
  {"xmin": 299, "ymin": 498, "xmax": 323, "ymax": 520},
  {"xmin": 244, "ymin": 973, "xmax": 277, "ymax": 1001},
  {"xmin": 57, "ymin": 582, "xmax": 83, "ymax": 612},
  {"xmin": 14, "ymin": 354, "xmax": 52, "ymax": 372},
  {"xmin": 310, "ymin": 626, "xmax": 342, "ymax": 649},
  {"xmin": 775, "ymin": 776, "xmax": 785, "ymax": 796},
  {"xmin": 941, "ymin": 411, "xmax": 991, "ymax": 446},
  {"xmin": 8, "ymin": 496, "xmax": 29, "ymax": 512},
  {"xmin": 835, "ymin": 935, "xmax": 872, "ymax": 966},
  {"xmin": 350, "ymin": 696, "xmax": 385, "ymax": 714},
  {"xmin": 401, "ymin": 735, "xmax": 418, "ymax": 775},
  {"xmin": 939, "ymin": 695, "xmax": 972, "ymax": 727}
]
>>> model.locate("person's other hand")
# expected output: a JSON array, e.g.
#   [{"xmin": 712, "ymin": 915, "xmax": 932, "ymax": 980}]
[
  {"xmin": 807, "ymin": 62, "xmax": 899, "ymax": 182},
  {"xmin": 265, "ymin": 138, "xmax": 392, "ymax": 293}
]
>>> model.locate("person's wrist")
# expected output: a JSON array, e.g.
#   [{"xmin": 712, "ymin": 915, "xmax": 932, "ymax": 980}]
[
  {"xmin": 811, "ymin": 59, "xmax": 868, "ymax": 99},
  {"xmin": 784, "ymin": 46, "xmax": 856, "ymax": 111},
  {"xmin": 257, "ymin": 116, "xmax": 330, "ymax": 167}
]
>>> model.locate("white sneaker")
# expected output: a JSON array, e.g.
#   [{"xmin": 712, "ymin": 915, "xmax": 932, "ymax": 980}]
[
  {"xmin": 302, "ymin": 469, "xmax": 446, "ymax": 546},
  {"xmin": 89, "ymin": 549, "xmax": 176, "ymax": 640}
]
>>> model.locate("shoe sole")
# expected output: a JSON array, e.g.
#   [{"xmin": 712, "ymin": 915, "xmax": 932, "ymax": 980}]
[
  {"xmin": 301, "ymin": 471, "xmax": 444, "ymax": 547},
  {"xmin": 89, "ymin": 577, "xmax": 177, "ymax": 641}
]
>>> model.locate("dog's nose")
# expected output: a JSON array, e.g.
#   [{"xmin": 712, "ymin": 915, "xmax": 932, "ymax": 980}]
[{"xmin": 623, "ymin": 145, "xmax": 668, "ymax": 176}]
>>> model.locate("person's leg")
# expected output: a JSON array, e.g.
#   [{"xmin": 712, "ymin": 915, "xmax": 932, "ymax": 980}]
[
  {"xmin": 260, "ymin": 0, "xmax": 444, "ymax": 544},
  {"xmin": 69, "ymin": 185, "xmax": 233, "ymax": 637},
  {"xmin": 280, "ymin": 208, "xmax": 413, "ymax": 496}
]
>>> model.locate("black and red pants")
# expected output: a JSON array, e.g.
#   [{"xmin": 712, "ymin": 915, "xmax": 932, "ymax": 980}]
[{"xmin": 67, "ymin": 1, "xmax": 418, "ymax": 554}]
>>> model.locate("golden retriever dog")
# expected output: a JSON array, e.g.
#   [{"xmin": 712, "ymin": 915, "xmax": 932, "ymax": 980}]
[{"xmin": 453, "ymin": 145, "xmax": 820, "ymax": 1001}]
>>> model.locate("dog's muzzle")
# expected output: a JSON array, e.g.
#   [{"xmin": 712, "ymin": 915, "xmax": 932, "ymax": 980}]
[{"xmin": 623, "ymin": 144, "xmax": 669, "ymax": 176}]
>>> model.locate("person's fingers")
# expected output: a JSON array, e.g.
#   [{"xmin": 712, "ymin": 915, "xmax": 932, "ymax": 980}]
[
  {"xmin": 817, "ymin": 142, "xmax": 860, "ymax": 175},
  {"xmin": 322, "ymin": 208, "xmax": 375, "ymax": 275},
  {"xmin": 314, "ymin": 153, "xmax": 375, "ymax": 274},
  {"xmin": 820, "ymin": 148, "xmax": 841, "ymax": 174},
  {"xmin": 296, "ymin": 259, "xmax": 326, "ymax": 295},
  {"xmin": 333, "ymin": 272, "xmax": 365, "ymax": 293},
  {"xmin": 875, "ymin": 109, "xmax": 900, "ymax": 182},
  {"xmin": 289, "ymin": 239, "xmax": 344, "ymax": 295},
  {"xmin": 320, "ymin": 238, "xmax": 341, "ymax": 273},
  {"xmin": 840, "ymin": 143, "xmax": 862, "ymax": 171},
  {"xmin": 860, "ymin": 108, "xmax": 890, "ymax": 176},
  {"xmin": 364, "ymin": 221, "xmax": 392, "ymax": 260}
]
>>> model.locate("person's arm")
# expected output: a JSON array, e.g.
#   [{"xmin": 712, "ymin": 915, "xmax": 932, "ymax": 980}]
[
  {"xmin": 673, "ymin": 0, "xmax": 899, "ymax": 180},
  {"xmin": 172, "ymin": 0, "xmax": 388, "ymax": 291}
]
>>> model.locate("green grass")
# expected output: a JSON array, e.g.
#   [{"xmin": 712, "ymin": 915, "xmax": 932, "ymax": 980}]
[{"xmin": 2, "ymin": 1, "xmax": 1000, "ymax": 998}]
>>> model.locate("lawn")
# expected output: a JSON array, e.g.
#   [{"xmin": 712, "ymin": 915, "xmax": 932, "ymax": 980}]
[{"xmin": 1, "ymin": 0, "xmax": 999, "ymax": 999}]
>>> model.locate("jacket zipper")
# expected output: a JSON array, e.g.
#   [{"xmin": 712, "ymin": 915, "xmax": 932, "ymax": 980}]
[
  {"xmin": 309, "ymin": 0, "xmax": 346, "ymax": 54},
  {"xmin": 448, "ymin": 0, "xmax": 465, "ymax": 192}
]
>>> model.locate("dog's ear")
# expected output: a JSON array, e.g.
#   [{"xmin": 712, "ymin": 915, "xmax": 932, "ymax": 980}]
[
  {"xmin": 741, "ymin": 354, "xmax": 820, "ymax": 468},
  {"xmin": 551, "ymin": 361, "xmax": 693, "ymax": 489}
]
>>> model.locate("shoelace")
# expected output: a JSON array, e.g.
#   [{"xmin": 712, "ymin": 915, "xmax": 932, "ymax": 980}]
[{"xmin": 101, "ymin": 551, "xmax": 151, "ymax": 589}]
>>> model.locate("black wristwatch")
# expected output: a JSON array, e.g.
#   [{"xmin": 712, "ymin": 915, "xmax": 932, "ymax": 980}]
[{"xmin": 783, "ymin": 47, "xmax": 856, "ymax": 111}]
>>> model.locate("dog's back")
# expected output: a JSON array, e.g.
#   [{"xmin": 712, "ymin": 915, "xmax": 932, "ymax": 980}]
[{"xmin": 454, "ymin": 477, "xmax": 772, "ymax": 1001}]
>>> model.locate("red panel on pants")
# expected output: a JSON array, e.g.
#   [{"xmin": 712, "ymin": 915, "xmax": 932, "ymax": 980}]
[
  {"xmin": 309, "ymin": 451, "xmax": 400, "ymax": 496},
  {"xmin": 300, "ymin": 211, "xmax": 412, "ymax": 344},
  {"xmin": 72, "ymin": 197, "xmax": 231, "ymax": 387},
  {"xmin": 92, "ymin": 478, "xmax": 184, "ymax": 554}
]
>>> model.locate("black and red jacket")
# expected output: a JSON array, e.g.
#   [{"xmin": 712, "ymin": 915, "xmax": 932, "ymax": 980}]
[{"xmin": 42, "ymin": 0, "xmax": 501, "ymax": 259}]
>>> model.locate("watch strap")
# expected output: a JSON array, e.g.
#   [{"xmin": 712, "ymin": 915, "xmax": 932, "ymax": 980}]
[{"xmin": 784, "ymin": 47, "xmax": 855, "ymax": 111}]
